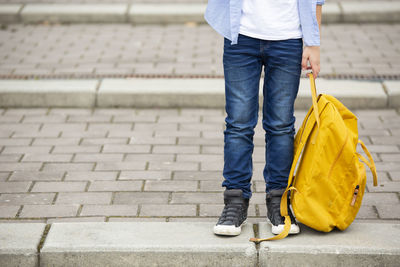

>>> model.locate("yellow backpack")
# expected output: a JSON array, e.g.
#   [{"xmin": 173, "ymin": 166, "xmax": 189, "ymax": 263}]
[{"xmin": 251, "ymin": 74, "xmax": 378, "ymax": 242}]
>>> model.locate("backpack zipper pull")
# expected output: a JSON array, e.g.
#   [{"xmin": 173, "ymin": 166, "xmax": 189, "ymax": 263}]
[{"xmin": 350, "ymin": 185, "xmax": 360, "ymax": 206}]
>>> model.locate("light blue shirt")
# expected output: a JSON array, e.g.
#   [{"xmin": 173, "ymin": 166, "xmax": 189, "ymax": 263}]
[{"xmin": 204, "ymin": 0, "xmax": 325, "ymax": 47}]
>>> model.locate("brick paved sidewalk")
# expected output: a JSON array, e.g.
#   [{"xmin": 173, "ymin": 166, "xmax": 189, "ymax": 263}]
[
  {"xmin": 0, "ymin": 107, "xmax": 399, "ymax": 224},
  {"xmin": 1, "ymin": 23, "xmax": 399, "ymax": 79}
]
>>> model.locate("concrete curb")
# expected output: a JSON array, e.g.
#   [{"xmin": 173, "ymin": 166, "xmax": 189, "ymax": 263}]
[
  {"xmin": 0, "ymin": 78, "xmax": 396, "ymax": 109},
  {"xmin": 258, "ymin": 222, "xmax": 400, "ymax": 267},
  {"xmin": 0, "ymin": 2, "xmax": 399, "ymax": 24},
  {"xmin": 1, "ymin": 222, "xmax": 399, "ymax": 267},
  {"xmin": 0, "ymin": 223, "xmax": 46, "ymax": 267}
]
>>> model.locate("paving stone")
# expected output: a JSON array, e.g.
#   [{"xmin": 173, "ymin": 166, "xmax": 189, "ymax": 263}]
[
  {"xmin": 0, "ymin": 205, "xmax": 20, "ymax": 218},
  {"xmin": 371, "ymin": 136, "xmax": 400, "ymax": 145},
  {"xmin": 119, "ymin": 170, "xmax": 171, "ymax": 180},
  {"xmin": 367, "ymin": 182, "xmax": 400, "ymax": 192},
  {"xmin": 95, "ymin": 162, "xmax": 146, "ymax": 171},
  {"xmin": 47, "ymin": 217, "xmax": 106, "ymax": 224},
  {"xmin": 152, "ymin": 145, "xmax": 200, "ymax": 154},
  {"xmin": 0, "ymin": 138, "xmax": 32, "ymax": 146},
  {"xmin": 140, "ymin": 204, "xmax": 196, "ymax": 216},
  {"xmin": 173, "ymin": 171, "xmax": 221, "ymax": 180},
  {"xmin": 80, "ymin": 204, "xmax": 138, "ymax": 216},
  {"xmin": 0, "ymin": 154, "xmax": 23, "ymax": 162},
  {"xmin": 0, "ymin": 223, "xmax": 46, "ymax": 267},
  {"xmin": 42, "ymin": 163, "xmax": 94, "ymax": 172},
  {"xmin": 181, "ymin": 123, "xmax": 224, "ymax": 131},
  {"xmin": 0, "ymin": 193, "xmax": 55, "ymax": 205},
  {"xmin": 67, "ymin": 115, "xmax": 112, "ymax": 123},
  {"xmin": 9, "ymin": 171, "xmax": 64, "ymax": 181},
  {"xmin": 55, "ymin": 192, "xmax": 112, "ymax": 204},
  {"xmin": 108, "ymin": 217, "xmax": 166, "ymax": 222},
  {"xmin": 361, "ymin": 145, "xmax": 400, "ymax": 153},
  {"xmin": 113, "ymin": 192, "xmax": 169, "ymax": 204},
  {"xmin": 61, "ymin": 130, "xmax": 107, "ymax": 138},
  {"xmin": 73, "ymin": 153, "xmax": 124, "ymax": 162},
  {"xmin": 170, "ymin": 192, "xmax": 222, "ymax": 204},
  {"xmin": 0, "ymin": 123, "xmax": 40, "ymax": 132},
  {"xmin": 64, "ymin": 171, "xmax": 118, "ymax": 181},
  {"xmin": 0, "ymin": 182, "xmax": 31, "ymax": 193},
  {"xmin": 32, "ymin": 139, "xmax": 81, "ymax": 148},
  {"xmin": 19, "ymin": 204, "xmax": 79, "ymax": 218},
  {"xmin": 134, "ymin": 122, "xmax": 177, "ymax": 131},
  {"xmin": 4, "ymin": 109, "xmax": 48, "ymax": 116},
  {"xmin": 0, "ymin": 163, "xmax": 41, "ymax": 171},
  {"xmin": 129, "ymin": 136, "xmax": 176, "ymax": 145},
  {"xmin": 49, "ymin": 108, "xmax": 92, "ymax": 116},
  {"xmin": 389, "ymin": 171, "xmax": 400, "ymax": 181},
  {"xmin": 258, "ymin": 222, "xmax": 400, "ymax": 267},
  {"xmin": 201, "ymin": 146, "xmax": 223, "ymax": 154},
  {"xmin": 374, "ymin": 162, "xmax": 400, "ymax": 171},
  {"xmin": 31, "ymin": 181, "xmax": 87, "ymax": 192},
  {"xmin": 22, "ymin": 154, "xmax": 73, "ymax": 162},
  {"xmin": 112, "ymin": 115, "xmax": 157, "ymax": 123},
  {"xmin": 356, "ymin": 205, "xmax": 379, "ymax": 219},
  {"xmin": 199, "ymin": 180, "xmax": 224, "ymax": 192},
  {"xmin": 0, "ymin": 172, "xmax": 10, "ymax": 182},
  {"xmin": 80, "ymin": 138, "xmax": 128, "ymax": 145},
  {"xmin": 201, "ymin": 161, "xmax": 223, "ymax": 171},
  {"xmin": 158, "ymin": 115, "xmax": 201, "ymax": 123},
  {"xmin": 40, "ymin": 222, "xmax": 256, "ymax": 267},
  {"xmin": 168, "ymin": 217, "xmax": 217, "ymax": 222},
  {"xmin": 145, "ymin": 180, "xmax": 197, "ymax": 191},
  {"xmin": 175, "ymin": 154, "xmax": 222, "ymax": 163},
  {"xmin": 52, "ymin": 146, "xmax": 102, "ymax": 154},
  {"xmin": 102, "ymin": 144, "xmax": 151, "ymax": 153},
  {"xmin": 41, "ymin": 123, "xmax": 87, "ymax": 132},
  {"xmin": 124, "ymin": 154, "xmax": 174, "ymax": 162},
  {"xmin": 22, "ymin": 114, "xmax": 67, "ymax": 123},
  {"xmin": 376, "ymin": 204, "xmax": 400, "ymax": 219},
  {"xmin": 154, "ymin": 130, "xmax": 200, "ymax": 137},
  {"xmin": 88, "ymin": 181, "xmax": 142, "ymax": 191},
  {"xmin": 148, "ymin": 161, "xmax": 198, "ymax": 171},
  {"xmin": 379, "ymin": 153, "xmax": 400, "ymax": 162},
  {"xmin": 362, "ymin": 193, "xmax": 399, "ymax": 206},
  {"xmin": 88, "ymin": 123, "xmax": 133, "ymax": 132}
]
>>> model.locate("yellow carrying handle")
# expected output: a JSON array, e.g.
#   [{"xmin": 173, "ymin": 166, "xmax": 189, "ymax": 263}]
[
  {"xmin": 308, "ymin": 73, "xmax": 320, "ymax": 145},
  {"xmin": 250, "ymin": 72, "xmax": 320, "ymax": 243},
  {"xmin": 356, "ymin": 139, "xmax": 378, "ymax": 186}
]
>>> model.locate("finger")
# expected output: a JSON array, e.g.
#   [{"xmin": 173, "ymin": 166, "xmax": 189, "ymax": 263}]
[
  {"xmin": 301, "ymin": 56, "xmax": 308, "ymax": 70},
  {"xmin": 312, "ymin": 64, "xmax": 320, "ymax": 79}
]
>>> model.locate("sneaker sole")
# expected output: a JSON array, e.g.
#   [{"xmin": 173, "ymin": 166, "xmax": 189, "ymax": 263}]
[
  {"xmin": 266, "ymin": 218, "xmax": 300, "ymax": 235},
  {"xmin": 213, "ymin": 220, "xmax": 247, "ymax": 236}
]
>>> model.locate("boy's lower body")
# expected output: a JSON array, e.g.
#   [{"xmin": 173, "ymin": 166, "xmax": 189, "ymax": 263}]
[{"xmin": 213, "ymin": 34, "xmax": 303, "ymax": 236}]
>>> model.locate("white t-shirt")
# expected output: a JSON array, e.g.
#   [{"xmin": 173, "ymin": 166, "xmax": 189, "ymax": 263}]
[{"xmin": 239, "ymin": 0, "xmax": 302, "ymax": 41}]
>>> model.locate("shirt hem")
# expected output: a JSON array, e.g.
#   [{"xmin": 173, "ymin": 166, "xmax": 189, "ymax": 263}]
[{"xmin": 238, "ymin": 29, "xmax": 303, "ymax": 41}]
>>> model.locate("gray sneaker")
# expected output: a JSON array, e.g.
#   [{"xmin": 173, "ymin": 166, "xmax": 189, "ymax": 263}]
[
  {"xmin": 213, "ymin": 189, "xmax": 249, "ymax": 236},
  {"xmin": 266, "ymin": 188, "xmax": 300, "ymax": 235}
]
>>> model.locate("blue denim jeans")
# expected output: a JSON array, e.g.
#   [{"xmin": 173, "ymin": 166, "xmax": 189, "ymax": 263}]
[{"xmin": 222, "ymin": 34, "xmax": 303, "ymax": 199}]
